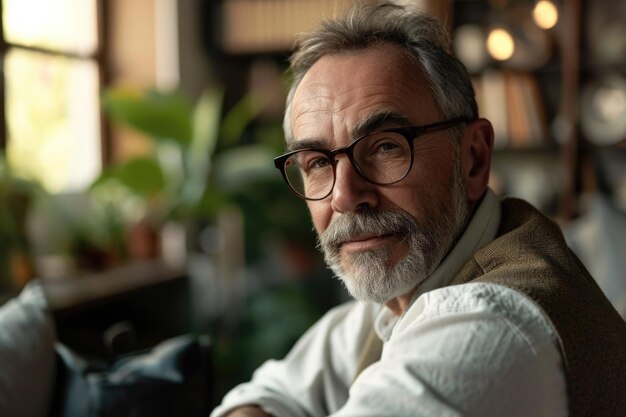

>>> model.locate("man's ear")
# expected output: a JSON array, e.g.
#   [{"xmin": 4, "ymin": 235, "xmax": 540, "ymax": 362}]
[{"xmin": 460, "ymin": 118, "xmax": 494, "ymax": 206}]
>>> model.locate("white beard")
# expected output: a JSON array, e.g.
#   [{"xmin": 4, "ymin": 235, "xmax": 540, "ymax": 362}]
[{"xmin": 318, "ymin": 165, "xmax": 469, "ymax": 304}]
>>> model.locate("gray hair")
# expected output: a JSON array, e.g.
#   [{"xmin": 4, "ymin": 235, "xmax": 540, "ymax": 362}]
[{"xmin": 283, "ymin": 0, "xmax": 478, "ymax": 143}]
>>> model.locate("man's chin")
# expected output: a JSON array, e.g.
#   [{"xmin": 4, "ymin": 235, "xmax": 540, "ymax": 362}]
[{"xmin": 333, "ymin": 263, "xmax": 415, "ymax": 305}]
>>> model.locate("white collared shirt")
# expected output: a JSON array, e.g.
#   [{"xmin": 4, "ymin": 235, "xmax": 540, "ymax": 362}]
[{"xmin": 211, "ymin": 190, "xmax": 567, "ymax": 417}]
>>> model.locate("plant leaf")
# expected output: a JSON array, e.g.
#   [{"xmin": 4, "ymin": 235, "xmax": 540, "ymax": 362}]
[
  {"xmin": 220, "ymin": 92, "xmax": 265, "ymax": 146},
  {"xmin": 213, "ymin": 144, "xmax": 277, "ymax": 192},
  {"xmin": 102, "ymin": 88, "xmax": 193, "ymax": 145},
  {"xmin": 94, "ymin": 158, "xmax": 165, "ymax": 197},
  {"xmin": 182, "ymin": 87, "xmax": 224, "ymax": 207}
]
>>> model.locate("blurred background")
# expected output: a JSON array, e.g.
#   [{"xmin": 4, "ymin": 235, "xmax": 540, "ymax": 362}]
[{"xmin": 0, "ymin": 0, "xmax": 624, "ymax": 401}]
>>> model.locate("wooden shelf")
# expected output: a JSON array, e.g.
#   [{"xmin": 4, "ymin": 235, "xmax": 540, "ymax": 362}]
[{"xmin": 42, "ymin": 259, "xmax": 186, "ymax": 314}]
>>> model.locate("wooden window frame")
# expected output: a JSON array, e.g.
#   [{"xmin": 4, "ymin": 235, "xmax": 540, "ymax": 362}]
[{"xmin": 0, "ymin": 0, "xmax": 111, "ymax": 167}]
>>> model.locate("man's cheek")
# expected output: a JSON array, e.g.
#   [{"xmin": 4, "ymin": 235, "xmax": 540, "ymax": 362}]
[{"xmin": 307, "ymin": 204, "xmax": 330, "ymax": 234}]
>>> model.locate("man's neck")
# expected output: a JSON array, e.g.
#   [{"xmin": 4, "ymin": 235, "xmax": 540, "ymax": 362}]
[{"xmin": 385, "ymin": 287, "xmax": 418, "ymax": 316}]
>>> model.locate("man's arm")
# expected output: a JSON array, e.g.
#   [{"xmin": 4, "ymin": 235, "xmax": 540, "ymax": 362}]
[{"xmin": 211, "ymin": 301, "xmax": 376, "ymax": 417}]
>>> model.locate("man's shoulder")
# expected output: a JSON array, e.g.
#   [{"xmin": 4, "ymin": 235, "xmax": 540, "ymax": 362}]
[
  {"xmin": 424, "ymin": 281, "xmax": 531, "ymax": 308},
  {"xmin": 427, "ymin": 282, "xmax": 549, "ymax": 318},
  {"xmin": 398, "ymin": 283, "xmax": 556, "ymax": 343},
  {"xmin": 463, "ymin": 196, "xmax": 578, "ymax": 284},
  {"xmin": 497, "ymin": 197, "xmax": 563, "ymax": 243}
]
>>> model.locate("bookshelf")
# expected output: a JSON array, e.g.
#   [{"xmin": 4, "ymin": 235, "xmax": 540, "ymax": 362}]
[
  {"xmin": 576, "ymin": 0, "xmax": 626, "ymax": 213},
  {"xmin": 453, "ymin": 0, "xmax": 626, "ymax": 219},
  {"xmin": 448, "ymin": 0, "xmax": 572, "ymax": 219}
]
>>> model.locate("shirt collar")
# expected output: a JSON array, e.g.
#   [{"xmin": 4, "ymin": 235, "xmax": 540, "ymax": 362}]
[{"xmin": 374, "ymin": 188, "xmax": 502, "ymax": 342}]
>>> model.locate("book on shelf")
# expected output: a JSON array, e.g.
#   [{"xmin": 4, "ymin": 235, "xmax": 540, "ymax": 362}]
[
  {"xmin": 478, "ymin": 70, "xmax": 509, "ymax": 149},
  {"xmin": 475, "ymin": 70, "xmax": 549, "ymax": 150}
]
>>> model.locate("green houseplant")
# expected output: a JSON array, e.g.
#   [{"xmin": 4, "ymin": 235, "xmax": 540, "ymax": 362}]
[
  {"xmin": 0, "ymin": 153, "xmax": 43, "ymax": 290},
  {"xmin": 98, "ymin": 87, "xmax": 224, "ymax": 224},
  {"xmin": 96, "ymin": 86, "xmax": 284, "ymax": 261}
]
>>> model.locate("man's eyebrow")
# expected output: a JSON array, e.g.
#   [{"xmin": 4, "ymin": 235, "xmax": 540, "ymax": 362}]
[
  {"xmin": 285, "ymin": 138, "xmax": 328, "ymax": 153},
  {"xmin": 285, "ymin": 112, "xmax": 411, "ymax": 153},
  {"xmin": 351, "ymin": 112, "xmax": 412, "ymax": 139}
]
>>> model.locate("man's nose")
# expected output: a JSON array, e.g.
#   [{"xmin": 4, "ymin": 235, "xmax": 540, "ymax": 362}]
[{"xmin": 330, "ymin": 155, "xmax": 379, "ymax": 213}]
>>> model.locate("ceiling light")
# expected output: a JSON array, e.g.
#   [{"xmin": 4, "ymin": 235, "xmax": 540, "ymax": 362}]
[
  {"xmin": 487, "ymin": 28, "xmax": 515, "ymax": 61},
  {"xmin": 533, "ymin": 0, "xmax": 559, "ymax": 30}
]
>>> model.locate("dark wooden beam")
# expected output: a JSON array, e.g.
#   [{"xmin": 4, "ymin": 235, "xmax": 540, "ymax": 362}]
[
  {"xmin": 0, "ymin": 0, "xmax": 7, "ymax": 150},
  {"xmin": 559, "ymin": 0, "xmax": 582, "ymax": 220}
]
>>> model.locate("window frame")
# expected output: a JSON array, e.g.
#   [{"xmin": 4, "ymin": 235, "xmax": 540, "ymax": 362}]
[{"xmin": 0, "ymin": 0, "xmax": 111, "ymax": 169}]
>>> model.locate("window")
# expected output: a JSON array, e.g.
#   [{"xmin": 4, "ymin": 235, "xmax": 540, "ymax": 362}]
[{"xmin": 1, "ymin": 0, "xmax": 104, "ymax": 192}]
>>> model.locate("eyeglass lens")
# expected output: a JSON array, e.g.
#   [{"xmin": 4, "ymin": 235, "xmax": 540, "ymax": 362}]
[{"xmin": 283, "ymin": 130, "xmax": 412, "ymax": 200}]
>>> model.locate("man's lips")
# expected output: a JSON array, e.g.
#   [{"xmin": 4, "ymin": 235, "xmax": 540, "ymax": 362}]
[{"xmin": 339, "ymin": 233, "xmax": 396, "ymax": 251}]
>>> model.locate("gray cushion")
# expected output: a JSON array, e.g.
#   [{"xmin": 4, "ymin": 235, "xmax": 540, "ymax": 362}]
[{"xmin": 0, "ymin": 281, "xmax": 56, "ymax": 417}]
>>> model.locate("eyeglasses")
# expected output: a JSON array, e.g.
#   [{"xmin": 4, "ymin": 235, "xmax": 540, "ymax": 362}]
[{"xmin": 274, "ymin": 117, "xmax": 471, "ymax": 201}]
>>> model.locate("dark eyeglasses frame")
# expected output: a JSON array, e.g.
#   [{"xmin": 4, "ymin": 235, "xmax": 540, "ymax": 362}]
[{"xmin": 274, "ymin": 116, "xmax": 473, "ymax": 201}]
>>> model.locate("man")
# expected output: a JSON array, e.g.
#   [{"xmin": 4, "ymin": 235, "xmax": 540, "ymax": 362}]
[{"xmin": 212, "ymin": 2, "xmax": 626, "ymax": 416}]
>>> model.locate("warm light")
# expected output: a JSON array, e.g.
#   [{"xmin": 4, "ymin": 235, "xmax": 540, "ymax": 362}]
[
  {"xmin": 487, "ymin": 28, "xmax": 515, "ymax": 61},
  {"xmin": 533, "ymin": 0, "xmax": 559, "ymax": 30}
]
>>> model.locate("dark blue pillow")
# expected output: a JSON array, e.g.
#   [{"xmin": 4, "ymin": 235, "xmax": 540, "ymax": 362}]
[{"xmin": 51, "ymin": 335, "xmax": 212, "ymax": 417}]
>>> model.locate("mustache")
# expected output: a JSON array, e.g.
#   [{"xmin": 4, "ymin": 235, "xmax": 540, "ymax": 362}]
[{"xmin": 318, "ymin": 208, "xmax": 418, "ymax": 252}]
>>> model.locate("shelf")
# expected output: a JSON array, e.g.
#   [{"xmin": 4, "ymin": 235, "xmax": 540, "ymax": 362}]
[{"xmin": 42, "ymin": 259, "xmax": 186, "ymax": 314}]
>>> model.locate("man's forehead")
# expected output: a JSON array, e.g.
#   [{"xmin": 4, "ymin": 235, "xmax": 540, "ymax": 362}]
[
  {"xmin": 294, "ymin": 46, "xmax": 422, "ymax": 100},
  {"xmin": 289, "ymin": 44, "xmax": 438, "ymax": 141}
]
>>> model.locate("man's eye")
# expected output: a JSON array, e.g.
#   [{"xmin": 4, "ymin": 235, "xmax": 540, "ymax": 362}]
[
  {"xmin": 308, "ymin": 156, "xmax": 331, "ymax": 169},
  {"xmin": 298, "ymin": 153, "xmax": 331, "ymax": 173},
  {"xmin": 370, "ymin": 138, "xmax": 405, "ymax": 156},
  {"xmin": 377, "ymin": 141, "xmax": 401, "ymax": 152}
]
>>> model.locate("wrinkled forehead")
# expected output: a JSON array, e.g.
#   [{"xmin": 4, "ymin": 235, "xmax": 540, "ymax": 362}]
[{"xmin": 288, "ymin": 45, "xmax": 441, "ymax": 145}]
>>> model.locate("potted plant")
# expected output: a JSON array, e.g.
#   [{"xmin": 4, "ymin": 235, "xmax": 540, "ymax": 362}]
[
  {"xmin": 0, "ymin": 153, "xmax": 43, "ymax": 291},
  {"xmin": 96, "ymin": 86, "xmax": 280, "ymax": 263}
]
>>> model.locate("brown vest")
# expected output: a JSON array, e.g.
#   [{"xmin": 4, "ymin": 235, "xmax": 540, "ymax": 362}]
[{"xmin": 356, "ymin": 198, "xmax": 626, "ymax": 417}]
